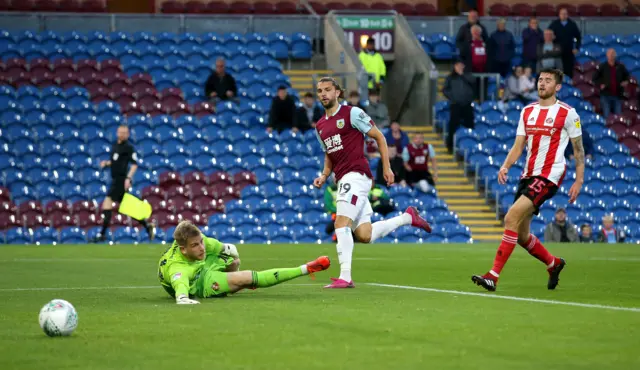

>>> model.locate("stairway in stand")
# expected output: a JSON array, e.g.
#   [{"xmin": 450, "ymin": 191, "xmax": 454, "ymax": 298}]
[
  {"xmin": 406, "ymin": 126, "xmax": 503, "ymax": 243},
  {"xmin": 283, "ymin": 69, "xmax": 332, "ymax": 97}
]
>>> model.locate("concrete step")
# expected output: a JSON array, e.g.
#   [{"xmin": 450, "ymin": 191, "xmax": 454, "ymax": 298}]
[
  {"xmin": 437, "ymin": 176, "xmax": 469, "ymax": 183},
  {"xmin": 448, "ymin": 204, "xmax": 492, "ymax": 212},
  {"xmin": 469, "ymin": 227, "xmax": 506, "ymax": 233},
  {"xmin": 457, "ymin": 212, "xmax": 498, "ymax": 218},
  {"xmin": 463, "ymin": 220, "xmax": 502, "ymax": 226},
  {"xmin": 438, "ymin": 169, "xmax": 465, "ymax": 176},
  {"xmin": 437, "ymin": 184, "xmax": 475, "ymax": 191},
  {"xmin": 445, "ymin": 199, "xmax": 487, "ymax": 205},
  {"xmin": 437, "ymin": 162, "xmax": 461, "ymax": 168},
  {"xmin": 438, "ymin": 191, "xmax": 483, "ymax": 197}
]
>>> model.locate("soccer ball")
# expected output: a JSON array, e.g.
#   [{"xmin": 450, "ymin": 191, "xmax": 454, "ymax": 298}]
[{"xmin": 38, "ymin": 299, "xmax": 78, "ymax": 337}]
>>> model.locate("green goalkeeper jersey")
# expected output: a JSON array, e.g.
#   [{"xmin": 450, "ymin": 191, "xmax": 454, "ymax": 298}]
[{"xmin": 157, "ymin": 235, "xmax": 227, "ymax": 298}]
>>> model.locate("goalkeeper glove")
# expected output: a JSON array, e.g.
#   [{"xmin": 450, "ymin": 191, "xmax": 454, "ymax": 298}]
[
  {"xmin": 176, "ymin": 294, "xmax": 200, "ymax": 305},
  {"xmin": 222, "ymin": 243, "xmax": 239, "ymax": 258}
]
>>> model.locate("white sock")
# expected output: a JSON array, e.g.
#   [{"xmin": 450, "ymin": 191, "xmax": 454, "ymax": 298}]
[
  {"xmin": 335, "ymin": 226, "xmax": 354, "ymax": 282},
  {"xmin": 489, "ymin": 270, "xmax": 500, "ymax": 278},
  {"xmin": 418, "ymin": 180, "xmax": 432, "ymax": 193},
  {"xmin": 370, "ymin": 213, "xmax": 412, "ymax": 242},
  {"xmin": 300, "ymin": 265, "xmax": 308, "ymax": 275}
]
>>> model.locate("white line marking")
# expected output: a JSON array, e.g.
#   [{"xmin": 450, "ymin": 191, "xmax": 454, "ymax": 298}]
[{"xmin": 367, "ymin": 283, "xmax": 640, "ymax": 313}]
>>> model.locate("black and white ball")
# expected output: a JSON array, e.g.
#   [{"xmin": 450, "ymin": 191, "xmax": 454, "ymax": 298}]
[{"xmin": 38, "ymin": 299, "xmax": 78, "ymax": 337}]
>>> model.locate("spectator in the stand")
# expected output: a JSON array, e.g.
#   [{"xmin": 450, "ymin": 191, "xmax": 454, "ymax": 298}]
[
  {"xmin": 522, "ymin": 17, "xmax": 544, "ymax": 71},
  {"xmin": 488, "ymin": 18, "xmax": 516, "ymax": 78},
  {"xmin": 443, "ymin": 60, "xmax": 475, "ymax": 153},
  {"xmin": 467, "ymin": 25, "xmax": 488, "ymax": 74},
  {"xmin": 347, "ymin": 90, "xmax": 365, "ymax": 110},
  {"xmin": 359, "ymin": 38, "xmax": 386, "ymax": 90},
  {"xmin": 505, "ymin": 65, "xmax": 538, "ymax": 103},
  {"xmin": 204, "ymin": 58, "xmax": 237, "ymax": 101},
  {"xmin": 565, "ymin": 129, "xmax": 594, "ymax": 160},
  {"xmin": 384, "ymin": 121, "xmax": 410, "ymax": 153},
  {"xmin": 544, "ymin": 208, "xmax": 578, "ymax": 242},
  {"xmin": 369, "ymin": 184, "xmax": 395, "ymax": 216},
  {"xmin": 456, "ymin": 8, "xmax": 488, "ymax": 66},
  {"xmin": 376, "ymin": 146, "xmax": 406, "ymax": 187},
  {"xmin": 366, "ymin": 89, "xmax": 390, "ymax": 129},
  {"xmin": 402, "ymin": 133, "xmax": 438, "ymax": 193},
  {"xmin": 579, "ymin": 224, "xmax": 595, "ymax": 243},
  {"xmin": 598, "ymin": 215, "xmax": 626, "ymax": 243},
  {"xmin": 593, "ymin": 48, "xmax": 630, "ymax": 118},
  {"xmin": 295, "ymin": 92, "xmax": 323, "ymax": 132},
  {"xmin": 267, "ymin": 86, "xmax": 296, "ymax": 133},
  {"xmin": 537, "ymin": 29, "xmax": 563, "ymax": 73},
  {"xmin": 548, "ymin": 7, "xmax": 581, "ymax": 78}
]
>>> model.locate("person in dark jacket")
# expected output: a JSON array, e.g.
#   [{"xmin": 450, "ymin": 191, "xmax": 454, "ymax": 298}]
[
  {"xmin": 521, "ymin": 17, "xmax": 543, "ymax": 71},
  {"xmin": 488, "ymin": 18, "xmax": 516, "ymax": 78},
  {"xmin": 579, "ymin": 224, "xmax": 595, "ymax": 243},
  {"xmin": 544, "ymin": 208, "xmax": 578, "ymax": 243},
  {"xmin": 547, "ymin": 7, "xmax": 581, "ymax": 78},
  {"xmin": 593, "ymin": 48, "xmax": 630, "ymax": 118},
  {"xmin": 376, "ymin": 146, "xmax": 406, "ymax": 187},
  {"xmin": 456, "ymin": 9, "xmax": 488, "ymax": 67},
  {"xmin": 537, "ymin": 29, "xmax": 563, "ymax": 73},
  {"xmin": 295, "ymin": 92, "xmax": 323, "ymax": 132},
  {"xmin": 267, "ymin": 86, "xmax": 296, "ymax": 133},
  {"xmin": 565, "ymin": 129, "xmax": 594, "ymax": 160},
  {"xmin": 204, "ymin": 58, "xmax": 237, "ymax": 101},
  {"xmin": 443, "ymin": 60, "xmax": 476, "ymax": 153}
]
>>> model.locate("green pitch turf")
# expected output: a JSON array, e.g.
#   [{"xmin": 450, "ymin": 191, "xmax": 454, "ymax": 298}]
[{"xmin": 1, "ymin": 242, "xmax": 639, "ymax": 370}]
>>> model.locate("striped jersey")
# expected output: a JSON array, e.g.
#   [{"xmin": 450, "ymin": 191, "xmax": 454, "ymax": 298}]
[{"xmin": 516, "ymin": 100, "xmax": 582, "ymax": 185}]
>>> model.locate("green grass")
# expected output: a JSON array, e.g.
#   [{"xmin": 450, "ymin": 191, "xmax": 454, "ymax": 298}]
[{"xmin": 1, "ymin": 242, "xmax": 639, "ymax": 370}]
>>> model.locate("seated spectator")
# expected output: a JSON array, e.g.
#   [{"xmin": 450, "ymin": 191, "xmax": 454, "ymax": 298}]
[
  {"xmin": 544, "ymin": 208, "xmax": 578, "ymax": 242},
  {"xmin": 505, "ymin": 65, "xmax": 538, "ymax": 103},
  {"xmin": 267, "ymin": 86, "xmax": 296, "ymax": 133},
  {"xmin": 204, "ymin": 58, "xmax": 237, "ymax": 101},
  {"xmin": 402, "ymin": 133, "xmax": 438, "ymax": 193},
  {"xmin": 365, "ymin": 137, "xmax": 380, "ymax": 159},
  {"xmin": 598, "ymin": 215, "xmax": 626, "ymax": 243},
  {"xmin": 593, "ymin": 48, "xmax": 630, "ymax": 118},
  {"xmin": 565, "ymin": 129, "xmax": 594, "ymax": 160},
  {"xmin": 369, "ymin": 184, "xmax": 395, "ymax": 216},
  {"xmin": 384, "ymin": 121, "xmax": 410, "ymax": 153},
  {"xmin": 536, "ymin": 29, "xmax": 563, "ymax": 73},
  {"xmin": 376, "ymin": 146, "xmax": 406, "ymax": 187},
  {"xmin": 488, "ymin": 18, "xmax": 515, "ymax": 78},
  {"xmin": 347, "ymin": 90, "xmax": 365, "ymax": 110},
  {"xmin": 295, "ymin": 92, "xmax": 323, "ymax": 132},
  {"xmin": 579, "ymin": 224, "xmax": 595, "ymax": 243},
  {"xmin": 443, "ymin": 60, "xmax": 475, "ymax": 153},
  {"xmin": 366, "ymin": 89, "xmax": 390, "ymax": 128}
]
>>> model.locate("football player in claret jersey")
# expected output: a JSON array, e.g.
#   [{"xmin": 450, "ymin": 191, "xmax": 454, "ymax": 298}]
[
  {"xmin": 312, "ymin": 77, "xmax": 432, "ymax": 289},
  {"xmin": 472, "ymin": 68, "xmax": 585, "ymax": 291}
]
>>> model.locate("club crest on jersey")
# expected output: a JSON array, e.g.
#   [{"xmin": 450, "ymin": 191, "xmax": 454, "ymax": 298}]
[
  {"xmin": 336, "ymin": 119, "xmax": 345, "ymax": 129},
  {"xmin": 545, "ymin": 118, "xmax": 554, "ymax": 124},
  {"xmin": 171, "ymin": 272, "xmax": 182, "ymax": 281},
  {"xmin": 211, "ymin": 282, "xmax": 219, "ymax": 291}
]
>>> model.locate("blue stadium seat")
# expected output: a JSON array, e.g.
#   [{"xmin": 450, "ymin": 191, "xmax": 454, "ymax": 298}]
[
  {"xmin": 60, "ymin": 227, "xmax": 86, "ymax": 244},
  {"xmin": 6, "ymin": 228, "xmax": 32, "ymax": 244},
  {"xmin": 33, "ymin": 227, "xmax": 59, "ymax": 244}
]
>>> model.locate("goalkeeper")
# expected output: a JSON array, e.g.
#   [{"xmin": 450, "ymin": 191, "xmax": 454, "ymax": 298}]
[{"xmin": 158, "ymin": 220, "xmax": 331, "ymax": 304}]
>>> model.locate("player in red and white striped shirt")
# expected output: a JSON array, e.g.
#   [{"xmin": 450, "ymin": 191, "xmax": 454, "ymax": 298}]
[{"xmin": 472, "ymin": 68, "xmax": 585, "ymax": 292}]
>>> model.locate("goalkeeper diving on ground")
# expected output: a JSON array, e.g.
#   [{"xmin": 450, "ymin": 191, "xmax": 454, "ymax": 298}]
[{"xmin": 158, "ymin": 220, "xmax": 331, "ymax": 304}]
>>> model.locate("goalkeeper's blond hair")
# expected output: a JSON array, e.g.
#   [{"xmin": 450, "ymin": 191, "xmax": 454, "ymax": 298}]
[{"xmin": 173, "ymin": 220, "xmax": 201, "ymax": 247}]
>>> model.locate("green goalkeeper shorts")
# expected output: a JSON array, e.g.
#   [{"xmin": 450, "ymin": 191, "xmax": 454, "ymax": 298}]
[{"xmin": 195, "ymin": 267, "xmax": 231, "ymax": 298}]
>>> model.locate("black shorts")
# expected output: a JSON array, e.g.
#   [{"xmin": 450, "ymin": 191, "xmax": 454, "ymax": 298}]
[
  {"xmin": 407, "ymin": 170, "xmax": 435, "ymax": 187},
  {"xmin": 513, "ymin": 176, "xmax": 558, "ymax": 215},
  {"xmin": 108, "ymin": 176, "xmax": 127, "ymax": 202}
]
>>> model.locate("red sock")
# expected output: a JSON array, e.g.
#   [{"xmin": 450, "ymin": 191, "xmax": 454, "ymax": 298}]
[
  {"xmin": 490, "ymin": 230, "xmax": 519, "ymax": 277},
  {"xmin": 519, "ymin": 234, "xmax": 556, "ymax": 268}
]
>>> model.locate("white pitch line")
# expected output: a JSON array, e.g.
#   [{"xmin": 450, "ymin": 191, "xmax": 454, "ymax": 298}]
[{"xmin": 367, "ymin": 283, "xmax": 640, "ymax": 313}]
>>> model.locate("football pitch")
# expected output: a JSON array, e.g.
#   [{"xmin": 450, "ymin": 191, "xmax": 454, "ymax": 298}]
[{"xmin": 1, "ymin": 242, "xmax": 639, "ymax": 370}]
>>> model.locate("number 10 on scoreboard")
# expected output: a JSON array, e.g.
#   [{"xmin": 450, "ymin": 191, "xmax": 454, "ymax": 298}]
[{"xmin": 344, "ymin": 31, "xmax": 394, "ymax": 53}]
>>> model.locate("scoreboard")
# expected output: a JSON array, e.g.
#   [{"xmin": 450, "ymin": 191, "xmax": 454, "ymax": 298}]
[{"xmin": 336, "ymin": 15, "xmax": 395, "ymax": 55}]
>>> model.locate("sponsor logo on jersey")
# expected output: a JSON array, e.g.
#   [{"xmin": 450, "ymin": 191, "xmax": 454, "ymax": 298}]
[
  {"xmin": 336, "ymin": 119, "xmax": 345, "ymax": 129},
  {"xmin": 171, "ymin": 272, "xmax": 182, "ymax": 281},
  {"xmin": 528, "ymin": 116, "xmax": 535, "ymax": 122}
]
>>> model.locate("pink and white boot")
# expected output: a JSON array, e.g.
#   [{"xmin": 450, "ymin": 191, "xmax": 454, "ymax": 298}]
[
  {"xmin": 324, "ymin": 277, "xmax": 355, "ymax": 288},
  {"xmin": 405, "ymin": 206, "xmax": 432, "ymax": 233}
]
